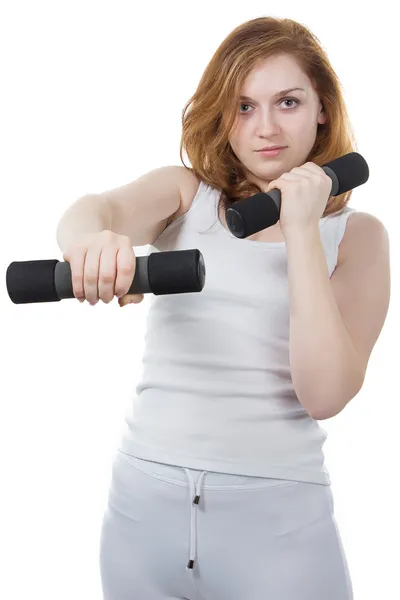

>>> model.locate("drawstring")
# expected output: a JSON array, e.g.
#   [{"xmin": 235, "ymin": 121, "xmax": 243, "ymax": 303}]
[{"xmin": 182, "ymin": 468, "xmax": 207, "ymax": 570}]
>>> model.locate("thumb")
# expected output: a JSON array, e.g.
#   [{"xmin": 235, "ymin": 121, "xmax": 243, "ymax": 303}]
[{"xmin": 118, "ymin": 293, "xmax": 144, "ymax": 307}]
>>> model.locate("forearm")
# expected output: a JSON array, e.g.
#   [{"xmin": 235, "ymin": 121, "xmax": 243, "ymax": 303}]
[
  {"xmin": 56, "ymin": 194, "xmax": 112, "ymax": 252},
  {"xmin": 285, "ymin": 225, "xmax": 364, "ymax": 420}
]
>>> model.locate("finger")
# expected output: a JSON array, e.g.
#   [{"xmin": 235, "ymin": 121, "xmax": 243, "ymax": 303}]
[
  {"xmin": 65, "ymin": 249, "xmax": 87, "ymax": 301},
  {"xmin": 98, "ymin": 246, "xmax": 118, "ymax": 303},
  {"xmin": 118, "ymin": 294, "xmax": 144, "ymax": 307},
  {"xmin": 83, "ymin": 248, "xmax": 101, "ymax": 304},
  {"xmin": 115, "ymin": 246, "xmax": 136, "ymax": 299}
]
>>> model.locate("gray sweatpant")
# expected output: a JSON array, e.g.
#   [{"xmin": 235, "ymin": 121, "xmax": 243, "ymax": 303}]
[{"xmin": 99, "ymin": 450, "xmax": 353, "ymax": 599}]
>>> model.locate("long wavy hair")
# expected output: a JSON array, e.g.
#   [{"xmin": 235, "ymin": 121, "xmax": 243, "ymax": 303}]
[{"xmin": 179, "ymin": 16, "xmax": 357, "ymax": 220}]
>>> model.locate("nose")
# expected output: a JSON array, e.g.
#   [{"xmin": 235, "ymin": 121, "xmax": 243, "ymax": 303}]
[{"xmin": 256, "ymin": 107, "xmax": 281, "ymax": 136}]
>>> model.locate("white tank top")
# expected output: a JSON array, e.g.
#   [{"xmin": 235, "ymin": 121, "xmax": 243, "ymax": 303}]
[{"xmin": 119, "ymin": 180, "xmax": 357, "ymax": 485}]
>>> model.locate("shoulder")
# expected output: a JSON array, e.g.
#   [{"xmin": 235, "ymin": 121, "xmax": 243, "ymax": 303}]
[
  {"xmin": 337, "ymin": 210, "xmax": 389, "ymax": 266},
  {"xmin": 168, "ymin": 167, "xmax": 202, "ymax": 224},
  {"xmin": 176, "ymin": 166, "xmax": 202, "ymax": 202}
]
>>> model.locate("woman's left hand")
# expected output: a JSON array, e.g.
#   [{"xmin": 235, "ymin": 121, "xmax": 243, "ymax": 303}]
[{"xmin": 266, "ymin": 162, "xmax": 333, "ymax": 236}]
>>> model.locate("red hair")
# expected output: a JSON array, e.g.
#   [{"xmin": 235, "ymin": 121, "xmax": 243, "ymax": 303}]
[{"xmin": 179, "ymin": 16, "xmax": 357, "ymax": 217}]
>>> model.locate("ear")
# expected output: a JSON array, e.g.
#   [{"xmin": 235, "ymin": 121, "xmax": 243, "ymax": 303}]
[{"xmin": 318, "ymin": 103, "xmax": 326, "ymax": 125}]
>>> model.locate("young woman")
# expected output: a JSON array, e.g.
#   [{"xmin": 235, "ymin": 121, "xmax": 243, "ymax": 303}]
[{"xmin": 58, "ymin": 16, "xmax": 390, "ymax": 600}]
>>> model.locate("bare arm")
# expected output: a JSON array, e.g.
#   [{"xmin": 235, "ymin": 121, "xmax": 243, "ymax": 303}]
[
  {"xmin": 56, "ymin": 195, "xmax": 113, "ymax": 252},
  {"xmin": 56, "ymin": 165, "xmax": 186, "ymax": 252}
]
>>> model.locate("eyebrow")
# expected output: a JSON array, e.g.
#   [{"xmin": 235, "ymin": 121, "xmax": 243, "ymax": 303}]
[{"xmin": 240, "ymin": 87, "xmax": 306, "ymax": 102}]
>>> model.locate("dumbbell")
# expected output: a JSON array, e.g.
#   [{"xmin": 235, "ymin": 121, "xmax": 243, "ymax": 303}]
[{"xmin": 6, "ymin": 248, "xmax": 206, "ymax": 304}]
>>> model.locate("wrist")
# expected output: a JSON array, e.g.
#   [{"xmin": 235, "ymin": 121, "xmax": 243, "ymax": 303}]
[{"xmin": 282, "ymin": 222, "xmax": 320, "ymax": 239}]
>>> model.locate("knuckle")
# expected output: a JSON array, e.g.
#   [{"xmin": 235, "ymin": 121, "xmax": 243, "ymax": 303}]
[
  {"xmin": 85, "ymin": 272, "xmax": 98, "ymax": 283},
  {"xmin": 99, "ymin": 271, "xmax": 115, "ymax": 284},
  {"xmin": 118, "ymin": 261, "xmax": 135, "ymax": 273},
  {"xmin": 71, "ymin": 272, "xmax": 80, "ymax": 281}
]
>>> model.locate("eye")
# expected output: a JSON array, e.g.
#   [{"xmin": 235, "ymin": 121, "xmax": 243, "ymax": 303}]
[
  {"xmin": 239, "ymin": 98, "xmax": 300, "ymax": 114},
  {"xmin": 280, "ymin": 98, "xmax": 299, "ymax": 109},
  {"xmin": 239, "ymin": 103, "xmax": 252, "ymax": 114}
]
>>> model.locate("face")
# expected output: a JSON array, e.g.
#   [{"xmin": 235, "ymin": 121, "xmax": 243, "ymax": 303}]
[{"xmin": 228, "ymin": 53, "xmax": 326, "ymax": 193}]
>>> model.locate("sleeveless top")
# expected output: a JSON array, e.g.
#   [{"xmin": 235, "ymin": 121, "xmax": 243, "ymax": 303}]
[{"xmin": 118, "ymin": 179, "xmax": 357, "ymax": 486}]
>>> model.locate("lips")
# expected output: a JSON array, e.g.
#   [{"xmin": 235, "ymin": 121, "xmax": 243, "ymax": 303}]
[{"xmin": 257, "ymin": 146, "xmax": 286, "ymax": 151}]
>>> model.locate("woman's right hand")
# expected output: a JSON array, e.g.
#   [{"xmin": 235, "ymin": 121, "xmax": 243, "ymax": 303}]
[{"xmin": 62, "ymin": 229, "xmax": 144, "ymax": 307}]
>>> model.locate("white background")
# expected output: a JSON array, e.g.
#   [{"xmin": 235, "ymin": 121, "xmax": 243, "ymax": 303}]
[{"xmin": 0, "ymin": 1, "xmax": 398, "ymax": 598}]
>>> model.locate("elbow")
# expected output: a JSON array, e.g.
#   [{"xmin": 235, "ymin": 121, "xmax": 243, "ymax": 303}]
[
  {"xmin": 310, "ymin": 404, "xmax": 345, "ymax": 421},
  {"xmin": 295, "ymin": 363, "xmax": 366, "ymax": 420},
  {"xmin": 303, "ymin": 376, "xmax": 365, "ymax": 421},
  {"xmin": 307, "ymin": 384, "xmax": 364, "ymax": 420}
]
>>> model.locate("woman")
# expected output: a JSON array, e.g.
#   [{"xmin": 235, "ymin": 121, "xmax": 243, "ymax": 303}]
[{"xmin": 98, "ymin": 16, "xmax": 390, "ymax": 600}]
